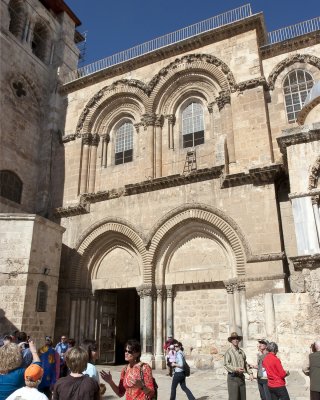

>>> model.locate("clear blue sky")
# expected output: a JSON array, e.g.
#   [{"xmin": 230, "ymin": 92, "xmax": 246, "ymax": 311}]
[{"xmin": 66, "ymin": 0, "xmax": 319, "ymax": 66}]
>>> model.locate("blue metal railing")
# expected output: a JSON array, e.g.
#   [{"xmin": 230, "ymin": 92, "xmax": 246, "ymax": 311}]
[
  {"xmin": 267, "ymin": 17, "xmax": 320, "ymax": 45},
  {"xmin": 63, "ymin": 4, "xmax": 252, "ymax": 84}
]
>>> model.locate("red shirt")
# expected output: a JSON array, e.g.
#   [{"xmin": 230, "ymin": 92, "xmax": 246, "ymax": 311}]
[{"xmin": 262, "ymin": 352, "xmax": 287, "ymax": 388}]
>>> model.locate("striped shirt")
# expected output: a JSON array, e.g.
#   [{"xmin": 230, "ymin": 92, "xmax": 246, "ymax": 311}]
[{"xmin": 224, "ymin": 346, "xmax": 252, "ymax": 375}]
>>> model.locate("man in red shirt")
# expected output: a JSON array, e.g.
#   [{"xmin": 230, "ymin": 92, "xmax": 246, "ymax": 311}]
[{"xmin": 262, "ymin": 342, "xmax": 290, "ymax": 400}]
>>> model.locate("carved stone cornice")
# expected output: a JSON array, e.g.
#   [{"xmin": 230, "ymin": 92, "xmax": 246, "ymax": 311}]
[
  {"xmin": 289, "ymin": 188, "xmax": 320, "ymax": 200},
  {"xmin": 236, "ymin": 77, "xmax": 267, "ymax": 92},
  {"xmin": 261, "ymin": 33, "xmax": 320, "ymax": 61},
  {"xmin": 277, "ymin": 126, "xmax": 320, "ymax": 155},
  {"xmin": 54, "ymin": 202, "xmax": 89, "ymax": 218},
  {"xmin": 247, "ymin": 252, "xmax": 285, "ymax": 263},
  {"xmin": 221, "ymin": 164, "xmax": 283, "ymax": 188},
  {"xmin": 62, "ymin": 133, "xmax": 77, "ymax": 143},
  {"xmin": 61, "ymin": 15, "xmax": 265, "ymax": 94},
  {"xmin": 267, "ymin": 53, "xmax": 320, "ymax": 90},
  {"xmin": 215, "ymin": 91, "xmax": 231, "ymax": 111},
  {"xmin": 290, "ymin": 254, "xmax": 320, "ymax": 270}
]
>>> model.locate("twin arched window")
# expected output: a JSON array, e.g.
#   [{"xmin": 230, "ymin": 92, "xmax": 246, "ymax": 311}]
[
  {"xmin": 182, "ymin": 102, "xmax": 205, "ymax": 148},
  {"xmin": 115, "ymin": 121, "xmax": 134, "ymax": 165},
  {"xmin": 0, "ymin": 170, "xmax": 22, "ymax": 204},
  {"xmin": 283, "ymin": 70, "xmax": 314, "ymax": 123}
]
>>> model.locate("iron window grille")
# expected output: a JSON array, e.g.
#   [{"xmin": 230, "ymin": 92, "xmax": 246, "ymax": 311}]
[
  {"xmin": 36, "ymin": 281, "xmax": 48, "ymax": 312},
  {"xmin": 115, "ymin": 122, "xmax": 134, "ymax": 165},
  {"xmin": 283, "ymin": 70, "xmax": 314, "ymax": 123},
  {"xmin": 182, "ymin": 102, "xmax": 205, "ymax": 148}
]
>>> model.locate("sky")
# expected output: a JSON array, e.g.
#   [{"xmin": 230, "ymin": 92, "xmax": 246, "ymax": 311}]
[{"xmin": 65, "ymin": 0, "xmax": 319, "ymax": 67}]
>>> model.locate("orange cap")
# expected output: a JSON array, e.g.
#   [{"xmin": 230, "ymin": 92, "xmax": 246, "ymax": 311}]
[{"xmin": 24, "ymin": 364, "xmax": 44, "ymax": 382}]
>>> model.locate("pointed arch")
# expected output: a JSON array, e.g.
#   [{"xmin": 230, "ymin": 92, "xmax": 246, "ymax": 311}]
[
  {"xmin": 70, "ymin": 218, "xmax": 148, "ymax": 289},
  {"xmin": 148, "ymin": 54, "xmax": 236, "ymax": 113},
  {"xmin": 147, "ymin": 204, "xmax": 250, "ymax": 280},
  {"xmin": 76, "ymin": 80, "xmax": 149, "ymax": 135}
]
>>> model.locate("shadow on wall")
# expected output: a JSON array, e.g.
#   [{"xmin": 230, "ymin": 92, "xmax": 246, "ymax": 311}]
[{"xmin": 0, "ymin": 308, "xmax": 19, "ymax": 339}]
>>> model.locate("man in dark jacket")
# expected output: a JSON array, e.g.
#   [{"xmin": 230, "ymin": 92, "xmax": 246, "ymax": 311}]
[{"xmin": 304, "ymin": 340, "xmax": 320, "ymax": 400}]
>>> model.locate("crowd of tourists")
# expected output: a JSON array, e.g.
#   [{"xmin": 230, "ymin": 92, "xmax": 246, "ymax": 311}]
[
  {"xmin": 0, "ymin": 330, "xmax": 319, "ymax": 400},
  {"xmin": 224, "ymin": 331, "xmax": 320, "ymax": 400}
]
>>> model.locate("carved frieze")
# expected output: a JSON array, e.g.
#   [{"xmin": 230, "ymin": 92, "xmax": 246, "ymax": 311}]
[
  {"xmin": 236, "ymin": 77, "xmax": 267, "ymax": 92},
  {"xmin": 290, "ymin": 254, "xmax": 320, "ymax": 270},
  {"xmin": 277, "ymin": 127, "xmax": 320, "ymax": 155}
]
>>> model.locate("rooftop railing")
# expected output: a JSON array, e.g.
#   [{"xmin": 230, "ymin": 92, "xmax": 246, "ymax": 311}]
[
  {"xmin": 266, "ymin": 16, "xmax": 320, "ymax": 45},
  {"xmin": 63, "ymin": 4, "xmax": 252, "ymax": 84}
]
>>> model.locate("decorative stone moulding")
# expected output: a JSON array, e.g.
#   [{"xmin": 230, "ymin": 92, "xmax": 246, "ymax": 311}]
[
  {"xmin": 267, "ymin": 54, "xmax": 320, "ymax": 90},
  {"xmin": 290, "ymin": 254, "xmax": 320, "ymax": 270},
  {"xmin": 221, "ymin": 164, "xmax": 283, "ymax": 188},
  {"xmin": 277, "ymin": 125, "xmax": 320, "ymax": 155}
]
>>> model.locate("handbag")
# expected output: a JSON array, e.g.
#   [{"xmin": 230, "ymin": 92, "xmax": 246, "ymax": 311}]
[
  {"xmin": 181, "ymin": 354, "xmax": 190, "ymax": 377},
  {"xmin": 139, "ymin": 362, "xmax": 158, "ymax": 400}
]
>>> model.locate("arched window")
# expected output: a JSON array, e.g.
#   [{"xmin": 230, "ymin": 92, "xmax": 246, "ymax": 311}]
[
  {"xmin": 182, "ymin": 102, "xmax": 205, "ymax": 148},
  {"xmin": 36, "ymin": 282, "xmax": 48, "ymax": 312},
  {"xmin": 32, "ymin": 22, "xmax": 49, "ymax": 63},
  {"xmin": 283, "ymin": 70, "xmax": 314, "ymax": 122},
  {"xmin": 8, "ymin": 0, "xmax": 25, "ymax": 39},
  {"xmin": 0, "ymin": 170, "xmax": 22, "ymax": 203},
  {"xmin": 115, "ymin": 121, "xmax": 134, "ymax": 165}
]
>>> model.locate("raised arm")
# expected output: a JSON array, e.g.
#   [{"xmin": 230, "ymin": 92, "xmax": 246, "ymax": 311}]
[{"xmin": 28, "ymin": 340, "xmax": 40, "ymax": 363}]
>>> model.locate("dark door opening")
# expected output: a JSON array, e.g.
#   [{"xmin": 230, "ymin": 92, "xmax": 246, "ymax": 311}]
[{"xmin": 97, "ymin": 288, "xmax": 140, "ymax": 365}]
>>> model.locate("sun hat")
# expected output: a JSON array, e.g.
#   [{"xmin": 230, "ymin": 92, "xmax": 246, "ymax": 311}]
[{"xmin": 228, "ymin": 332, "xmax": 243, "ymax": 342}]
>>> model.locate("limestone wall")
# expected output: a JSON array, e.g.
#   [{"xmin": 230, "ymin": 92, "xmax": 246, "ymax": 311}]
[{"xmin": 0, "ymin": 214, "xmax": 64, "ymax": 341}]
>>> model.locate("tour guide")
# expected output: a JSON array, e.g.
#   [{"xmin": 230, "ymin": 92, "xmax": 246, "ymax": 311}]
[{"xmin": 224, "ymin": 332, "xmax": 253, "ymax": 400}]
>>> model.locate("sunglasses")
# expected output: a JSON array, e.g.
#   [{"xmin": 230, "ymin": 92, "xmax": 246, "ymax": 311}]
[{"xmin": 125, "ymin": 349, "xmax": 134, "ymax": 354}]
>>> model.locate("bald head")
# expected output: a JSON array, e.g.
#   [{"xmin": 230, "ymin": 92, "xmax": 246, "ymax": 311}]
[{"xmin": 314, "ymin": 340, "xmax": 320, "ymax": 351}]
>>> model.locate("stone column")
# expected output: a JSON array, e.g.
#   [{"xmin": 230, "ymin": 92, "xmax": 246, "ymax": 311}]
[
  {"xmin": 238, "ymin": 282, "xmax": 248, "ymax": 343},
  {"xmin": 88, "ymin": 133, "xmax": 100, "ymax": 193},
  {"xmin": 79, "ymin": 297, "xmax": 88, "ymax": 341},
  {"xmin": 264, "ymin": 293, "xmax": 276, "ymax": 338},
  {"xmin": 79, "ymin": 134, "xmax": 91, "ymax": 194},
  {"xmin": 69, "ymin": 298, "xmax": 77, "ymax": 339},
  {"xmin": 224, "ymin": 281, "xmax": 236, "ymax": 332},
  {"xmin": 233, "ymin": 283, "xmax": 242, "ymax": 335},
  {"xmin": 155, "ymin": 115, "xmax": 163, "ymax": 178},
  {"xmin": 139, "ymin": 285, "xmax": 154, "ymax": 366},
  {"xmin": 166, "ymin": 285, "xmax": 174, "ymax": 338},
  {"xmin": 142, "ymin": 114, "xmax": 156, "ymax": 179},
  {"xmin": 137, "ymin": 287, "xmax": 145, "ymax": 352},
  {"xmin": 101, "ymin": 134, "xmax": 110, "ymax": 168},
  {"xmin": 155, "ymin": 286, "xmax": 165, "ymax": 369},
  {"xmin": 88, "ymin": 294, "xmax": 96, "ymax": 338},
  {"xmin": 167, "ymin": 115, "xmax": 175, "ymax": 150}
]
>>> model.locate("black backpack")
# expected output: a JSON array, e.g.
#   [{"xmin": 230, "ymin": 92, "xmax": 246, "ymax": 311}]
[{"xmin": 140, "ymin": 362, "xmax": 158, "ymax": 399}]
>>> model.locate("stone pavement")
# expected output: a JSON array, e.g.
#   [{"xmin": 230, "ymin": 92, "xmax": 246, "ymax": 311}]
[{"xmin": 98, "ymin": 365, "xmax": 310, "ymax": 400}]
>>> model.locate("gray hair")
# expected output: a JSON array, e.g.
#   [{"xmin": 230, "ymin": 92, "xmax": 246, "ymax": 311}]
[
  {"xmin": 267, "ymin": 342, "xmax": 278, "ymax": 354},
  {"xmin": 315, "ymin": 340, "xmax": 320, "ymax": 351}
]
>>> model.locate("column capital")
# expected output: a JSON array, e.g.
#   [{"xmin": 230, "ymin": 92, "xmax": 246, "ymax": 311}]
[
  {"xmin": 165, "ymin": 285, "xmax": 175, "ymax": 298},
  {"xmin": 155, "ymin": 114, "xmax": 164, "ymax": 127},
  {"xmin": 81, "ymin": 133, "xmax": 100, "ymax": 146},
  {"xmin": 156, "ymin": 285, "xmax": 165, "ymax": 298},
  {"xmin": 223, "ymin": 280, "xmax": 236, "ymax": 294},
  {"xmin": 137, "ymin": 284, "xmax": 154, "ymax": 298},
  {"xmin": 142, "ymin": 113, "xmax": 156, "ymax": 128},
  {"xmin": 216, "ymin": 90, "xmax": 231, "ymax": 111},
  {"xmin": 207, "ymin": 102, "xmax": 215, "ymax": 114},
  {"xmin": 91, "ymin": 133, "xmax": 100, "ymax": 146},
  {"xmin": 165, "ymin": 114, "xmax": 176, "ymax": 125},
  {"xmin": 102, "ymin": 133, "xmax": 110, "ymax": 143}
]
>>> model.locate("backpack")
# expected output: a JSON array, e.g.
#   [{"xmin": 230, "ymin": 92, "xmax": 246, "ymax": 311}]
[{"xmin": 139, "ymin": 362, "xmax": 158, "ymax": 399}]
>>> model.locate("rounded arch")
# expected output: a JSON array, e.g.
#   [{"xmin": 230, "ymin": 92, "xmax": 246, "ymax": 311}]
[
  {"xmin": 148, "ymin": 204, "xmax": 251, "ymax": 279},
  {"xmin": 148, "ymin": 54, "xmax": 236, "ymax": 113},
  {"xmin": 70, "ymin": 218, "xmax": 148, "ymax": 289},
  {"xmin": 267, "ymin": 53, "xmax": 320, "ymax": 90},
  {"xmin": 76, "ymin": 80, "xmax": 149, "ymax": 135},
  {"xmin": 31, "ymin": 19, "xmax": 50, "ymax": 63},
  {"xmin": 8, "ymin": 0, "xmax": 26, "ymax": 39}
]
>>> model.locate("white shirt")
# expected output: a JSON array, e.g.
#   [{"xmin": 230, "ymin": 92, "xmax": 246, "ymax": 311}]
[
  {"xmin": 6, "ymin": 386, "xmax": 49, "ymax": 400},
  {"xmin": 83, "ymin": 362, "xmax": 100, "ymax": 382}
]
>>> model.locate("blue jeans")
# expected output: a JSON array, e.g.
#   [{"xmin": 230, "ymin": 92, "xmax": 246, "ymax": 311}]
[
  {"xmin": 269, "ymin": 386, "xmax": 290, "ymax": 400},
  {"xmin": 257, "ymin": 378, "xmax": 271, "ymax": 400},
  {"xmin": 170, "ymin": 371, "xmax": 195, "ymax": 400}
]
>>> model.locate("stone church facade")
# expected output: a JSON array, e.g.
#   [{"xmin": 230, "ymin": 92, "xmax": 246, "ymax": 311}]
[{"xmin": 1, "ymin": 1, "xmax": 320, "ymax": 370}]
